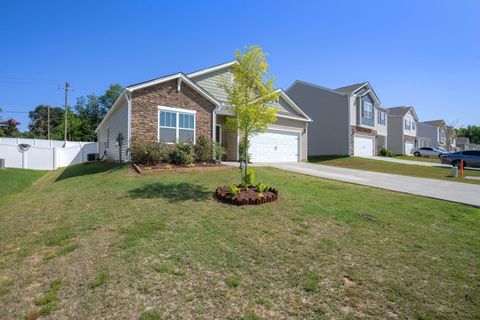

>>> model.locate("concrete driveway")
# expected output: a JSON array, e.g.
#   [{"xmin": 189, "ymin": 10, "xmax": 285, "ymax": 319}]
[
  {"xmin": 360, "ymin": 155, "xmax": 449, "ymax": 167},
  {"xmin": 257, "ymin": 162, "xmax": 480, "ymax": 207}
]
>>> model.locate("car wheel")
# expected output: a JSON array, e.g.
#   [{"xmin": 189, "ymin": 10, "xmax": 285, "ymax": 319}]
[{"xmin": 413, "ymin": 152, "xmax": 420, "ymax": 157}]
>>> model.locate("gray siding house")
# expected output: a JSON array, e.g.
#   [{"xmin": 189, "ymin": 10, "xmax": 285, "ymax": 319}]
[
  {"xmin": 417, "ymin": 119, "xmax": 447, "ymax": 149},
  {"xmin": 387, "ymin": 106, "xmax": 419, "ymax": 155},
  {"xmin": 287, "ymin": 81, "xmax": 388, "ymax": 156}
]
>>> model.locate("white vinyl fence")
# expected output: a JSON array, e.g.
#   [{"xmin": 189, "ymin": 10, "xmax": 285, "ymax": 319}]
[{"xmin": 0, "ymin": 137, "xmax": 98, "ymax": 170}]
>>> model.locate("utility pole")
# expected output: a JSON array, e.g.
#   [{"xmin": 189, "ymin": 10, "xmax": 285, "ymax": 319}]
[
  {"xmin": 59, "ymin": 81, "xmax": 72, "ymax": 141},
  {"xmin": 47, "ymin": 105, "xmax": 51, "ymax": 140}
]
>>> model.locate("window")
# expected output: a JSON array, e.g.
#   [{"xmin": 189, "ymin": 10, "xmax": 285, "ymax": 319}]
[
  {"xmin": 405, "ymin": 119, "xmax": 411, "ymax": 130},
  {"xmin": 412, "ymin": 121, "xmax": 416, "ymax": 130},
  {"xmin": 158, "ymin": 107, "xmax": 196, "ymax": 143},
  {"xmin": 378, "ymin": 111, "xmax": 386, "ymax": 125},
  {"xmin": 362, "ymin": 101, "xmax": 373, "ymax": 119}
]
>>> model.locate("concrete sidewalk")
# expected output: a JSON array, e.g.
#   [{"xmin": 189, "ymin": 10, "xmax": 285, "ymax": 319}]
[{"xmin": 255, "ymin": 162, "xmax": 480, "ymax": 207}]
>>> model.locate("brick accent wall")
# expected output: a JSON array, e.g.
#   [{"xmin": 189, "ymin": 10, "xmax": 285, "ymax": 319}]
[
  {"xmin": 130, "ymin": 80, "xmax": 216, "ymax": 142},
  {"xmin": 404, "ymin": 135, "xmax": 416, "ymax": 143},
  {"xmin": 350, "ymin": 126, "xmax": 377, "ymax": 154}
]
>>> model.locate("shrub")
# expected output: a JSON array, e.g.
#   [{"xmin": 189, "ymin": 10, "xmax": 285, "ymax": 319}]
[
  {"xmin": 170, "ymin": 142, "xmax": 195, "ymax": 166},
  {"xmin": 228, "ymin": 184, "xmax": 240, "ymax": 196},
  {"xmin": 256, "ymin": 181, "xmax": 269, "ymax": 193},
  {"xmin": 131, "ymin": 140, "xmax": 171, "ymax": 165},
  {"xmin": 379, "ymin": 147, "xmax": 395, "ymax": 157},
  {"xmin": 242, "ymin": 167, "xmax": 255, "ymax": 186},
  {"xmin": 194, "ymin": 136, "xmax": 226, "ymax": 162}
]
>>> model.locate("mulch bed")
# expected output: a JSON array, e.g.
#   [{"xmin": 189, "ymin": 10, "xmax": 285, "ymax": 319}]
[
  {"xmin": 215, "ymin": 185, "xmax": 278, "ymax": 205},
  {"xmin": 133, "ymin": 162, "xmax": 228, "ymax": 174}
]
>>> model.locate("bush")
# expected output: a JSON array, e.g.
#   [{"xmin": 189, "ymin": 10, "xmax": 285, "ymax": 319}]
[
  {"xmin": 379, "ymin": 147, "xmax": 396, "ymax": 157},
  {"xmin": 170, "ymin": 142, "xmax": 195, "ymax": 166},
  {"xmin": 131, "ymin": 140, "xmax": 171, "ymax": 165},
  {"xmin": 194, "ymin": 136, "xmax": 226, "ymax": 162}
]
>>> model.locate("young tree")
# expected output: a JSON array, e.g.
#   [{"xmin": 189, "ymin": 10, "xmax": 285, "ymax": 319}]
[{"xmin": 223, "ymin": 45, "xmax": 280, "ymax": 183}]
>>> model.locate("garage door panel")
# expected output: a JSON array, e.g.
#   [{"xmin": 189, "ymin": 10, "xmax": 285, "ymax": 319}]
[
  {"xmin": 353, "ymin": 136, "xmax": 374, "ymax": 156},
  {"xmin": 405, "ymin": 141, "xmax": 414, "ymax": 155},
  {"xmin": 249, "ymin": 129, "xmax": 300, "ymax": 163}
]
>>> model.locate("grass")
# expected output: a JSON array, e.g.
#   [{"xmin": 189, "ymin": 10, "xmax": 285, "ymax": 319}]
[
  {"xmin": 394, "ymin": 155, "xmax": 441, "ymax": 163},
  {"xmin": 0, "ymin": 162, "xmax": 479, "ymax": 319},
  {"xmin": 309, "ymin": 155, "xmax": 480, "ymax": 184},
  {"xmin": 0, "ymin": 168, "xmax": 46, "ymax": 198}
]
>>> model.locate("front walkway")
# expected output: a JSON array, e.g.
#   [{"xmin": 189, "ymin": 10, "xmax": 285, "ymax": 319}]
[{"xmin": 251, "ymin": 162, "xmax": 480, "ymax": 207}]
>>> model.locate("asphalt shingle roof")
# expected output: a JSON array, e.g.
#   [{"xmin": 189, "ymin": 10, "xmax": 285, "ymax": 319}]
[{"xmin": 334, "ymin": 83, "xmax": 367, "ymax": 94}]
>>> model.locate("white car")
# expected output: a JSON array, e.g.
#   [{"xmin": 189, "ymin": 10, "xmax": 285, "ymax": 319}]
[{"xmin": 411, "ymin": 147, "xmax": 445, "ymax": 158}]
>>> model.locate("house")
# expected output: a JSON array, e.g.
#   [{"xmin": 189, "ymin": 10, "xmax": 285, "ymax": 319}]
[
  {"xmin": 286, "ymin": 81, "xmax": 388, "ymax": 156},
  {"xmin": 95, "ymin": 61, "xmax": 312, "ymax": 163},
  {"xmin": 456, "ymin": 137, "xmax": 470, "ymax": 150},
  {"xmin": 386, "ymin": 106, "xmax": 419, "ymax": 155},
  {"xmin": 416, "ymin": 119, "xmax": 447, "ymax": 149}
]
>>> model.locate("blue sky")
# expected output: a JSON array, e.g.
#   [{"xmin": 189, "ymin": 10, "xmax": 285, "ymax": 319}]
[{"xmin": 1, "ymin": 0, "xmax": 479, "ymax": 131}]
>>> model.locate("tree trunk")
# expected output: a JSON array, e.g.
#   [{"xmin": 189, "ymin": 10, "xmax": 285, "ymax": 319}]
[{"xmin": 243, "ymin": 135, "xmax": 249, "ymax": 183}]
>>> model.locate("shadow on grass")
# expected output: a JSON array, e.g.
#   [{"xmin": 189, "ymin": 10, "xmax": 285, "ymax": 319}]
[
  {"xmin": 127, "ymin": 182, "xmax": 211, "ymax": 202},
  {"xmin": 308, "ymin": 155, "xmax": 350, "ymax": 162},
  {"xmin": 55, "ymin": 162, "xmax": 124, "ymax": 182}
]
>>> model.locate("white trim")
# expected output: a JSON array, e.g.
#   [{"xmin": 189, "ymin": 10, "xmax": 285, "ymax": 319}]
[
  {"xmin": 277, "ymin": 89, "xmax": 313, "ymax": 122},
  {"xmin": 127, "ymin": 73, "xmax": 220, "ymax": 107},
  {"xmin": 157, "ymin": 107, "xmax": 196, "ymax": 144},
  {"xmin": 276, "ymin": 113, "xmax": 310, "ymax": 122},
  {"xmin": 157, "ymin": 105, "xmax": 197, "ymax": 114},
  {"xmin": 126, "ymin": 91, "xmax": 132, "ymax": 161},
  {"xmin": 187, "ymin": 61, "xmax": 238, "ymax": 78},
  {"xmin": 267, "ymin": 124, "xmax": 303, "ymax": 133}
]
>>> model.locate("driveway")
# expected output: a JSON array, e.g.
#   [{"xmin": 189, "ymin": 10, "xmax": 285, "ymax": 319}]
[
  {"xmin": 257, "ymin": 162, "xmax": 480, "ymax": 207},
  {"xmin": 360, "ymin": 155, "xmax": 449, "ymax": 167}
]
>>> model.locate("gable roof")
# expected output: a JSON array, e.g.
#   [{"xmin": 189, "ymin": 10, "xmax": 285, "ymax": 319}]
[
  {"xmin": 423, "ymin": 120, "xmax": 446, "ymax": 127},
  {"xmin": 95, "ymin": 72, "xmax": 221, "ymax": 133},
  {"xmin": 276, "ymin": 89, "xmax": 312, "ymax": 122},
  {"xmin": 188, "ymin": 60, "xmax": 237, "ymax": 78},
  {"xmin": 387, "ymin": 106, "xmax": 419, "ymax": 120},
  {"xmin": 334, "ymin": 82, "xmax": 367, "ymax": 95}
]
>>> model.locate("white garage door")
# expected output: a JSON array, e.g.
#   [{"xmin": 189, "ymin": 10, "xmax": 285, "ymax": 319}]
[
  {"xmin": 405, "ymin": 141, "xmax": 415, "ymax": 155},
  {"xmin": 249, "ymin": 129, "xmax": 300, "ymax": 163},
  {"xmin": 353, "ymin": 136, "xmax": 374, "ymax": 156}
]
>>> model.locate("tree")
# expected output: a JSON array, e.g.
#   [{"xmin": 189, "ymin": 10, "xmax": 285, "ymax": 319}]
[
  {"xmin": 0, "ymin": 118, "xmax": 21, "ymax": 137},
  {"xmin": 457, "ymin": 125, "xmax": 480, "ymax": 144},
  {"xmin": 99, "ymin": 84, "xmax": 123, "ymax": 110},
  {"xmin": 223, "ymin": 45, "xmax": 279, "ymax": 183},
  {"xmin": 445, "ymin": 120, "xmax": 458, "ymax": 149},
  {"xmin": 28, "ymin": 105, "xmax": 64, "ymax": 138},
  {"xmin": 0, "ymin": 107, "xmax": 4, "ymax": 137}
]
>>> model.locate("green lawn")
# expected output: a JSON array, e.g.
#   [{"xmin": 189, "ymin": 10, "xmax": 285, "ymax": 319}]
[
  {"xmin": 394, "ymin": 155, "xmax": 441, "ymax": 163},
  {"xmin": 0, "ymin": 168, "xmax": 47, "ymax": 198},
  {"xmin": 0, "ymin": 162, "xmax": 479, "ymax": 319},
  {"xmin": 309, "ymin": 155, "xmax": 480, "ymax": 185}
]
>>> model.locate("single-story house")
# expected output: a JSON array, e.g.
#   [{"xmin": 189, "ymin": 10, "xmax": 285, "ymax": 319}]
[{"xmin": 95, "ymin": 61, "xmax": 312, "ymax": 163}]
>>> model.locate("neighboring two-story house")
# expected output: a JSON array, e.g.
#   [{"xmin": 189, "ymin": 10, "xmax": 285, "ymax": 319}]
[
  {"xmin": 416, "ymin": 119, "xmax": 447, "ymax": 149},
  {"xmin": 95, "ymin": 61, "xmax": 312, "ymax": 163},
  {"xmin": 286, "ymin": 81, "xmax": 388, "ymax": 156},
  {"xmin": 386, "ymin": 106, "xmax": 419, "ymax": 155}
]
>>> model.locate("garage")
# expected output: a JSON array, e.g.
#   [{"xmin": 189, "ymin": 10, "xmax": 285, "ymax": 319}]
[
  {"xmin": 405, "ymin": 141, "xmax": 415, "ymax": 155},
  {"xmin": 353, "ymin": 135, "xmax": 374, "ymax": 156},
  {"xmin": 249, "ymin": 129, "xmax": 300, "ymax": 162}
]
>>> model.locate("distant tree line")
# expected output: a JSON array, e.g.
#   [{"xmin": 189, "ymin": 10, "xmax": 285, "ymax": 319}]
[
  {"xmin": 0, "ymin": 84, "xmax": 122, "ymax": 141},
  {"xmin": 457, "ymin": 125, "xmax": 480, "ymax": 144}
]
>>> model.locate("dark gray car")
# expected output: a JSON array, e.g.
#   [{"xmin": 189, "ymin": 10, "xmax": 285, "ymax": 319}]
[{"xmin": 440, "ymin": 150, "xmax": 480, "ymax": 168}]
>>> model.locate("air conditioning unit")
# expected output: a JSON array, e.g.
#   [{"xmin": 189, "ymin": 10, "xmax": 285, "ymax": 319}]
[{"xmin": 87, "ymin": 153, "xmax": 99, "ymax": 162}]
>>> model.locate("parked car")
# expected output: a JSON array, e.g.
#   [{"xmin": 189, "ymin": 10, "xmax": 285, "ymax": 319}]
[
  {"xmin": 411, "ymin": 147, "xmax": 445, "ymax": 158},
  {"xmin": 440, "ymin": 150, "xmax": 480, "ymax": 168}
]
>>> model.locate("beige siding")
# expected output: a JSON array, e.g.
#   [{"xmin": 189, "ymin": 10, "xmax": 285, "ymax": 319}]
[
  {"xmin": 192, "ymin": 67, "xmax": 303, "ymax": 117},
  {"xmin": 97, "ymin": 96, "xmax": 129, "ymax": 162}
]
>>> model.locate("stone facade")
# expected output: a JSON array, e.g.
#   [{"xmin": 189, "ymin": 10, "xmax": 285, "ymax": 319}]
[
  {"xmin": 130, "ymin": 80, "xmax": 216, "ymax": 142},
  {"xmin": 404, "ymin": 134, "xmax": 416, "ymax": 143},
  {"xmin": 350, "ymin": 126, "xmax": 377, "ymax": 154}
]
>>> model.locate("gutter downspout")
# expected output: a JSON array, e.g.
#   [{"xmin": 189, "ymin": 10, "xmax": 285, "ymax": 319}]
[
  {"xmin": 346, "ymin": 93, "xmax": 352, "ymax": 156},
  {"xmin": 126, "ymin": 89, "xmax": 132, "ymax": 163}
]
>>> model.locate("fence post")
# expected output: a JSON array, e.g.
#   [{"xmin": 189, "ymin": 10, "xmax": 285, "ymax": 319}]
[{"xmin": 53, "ymin": 147, "xmax": 58, "ymax": 170}]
